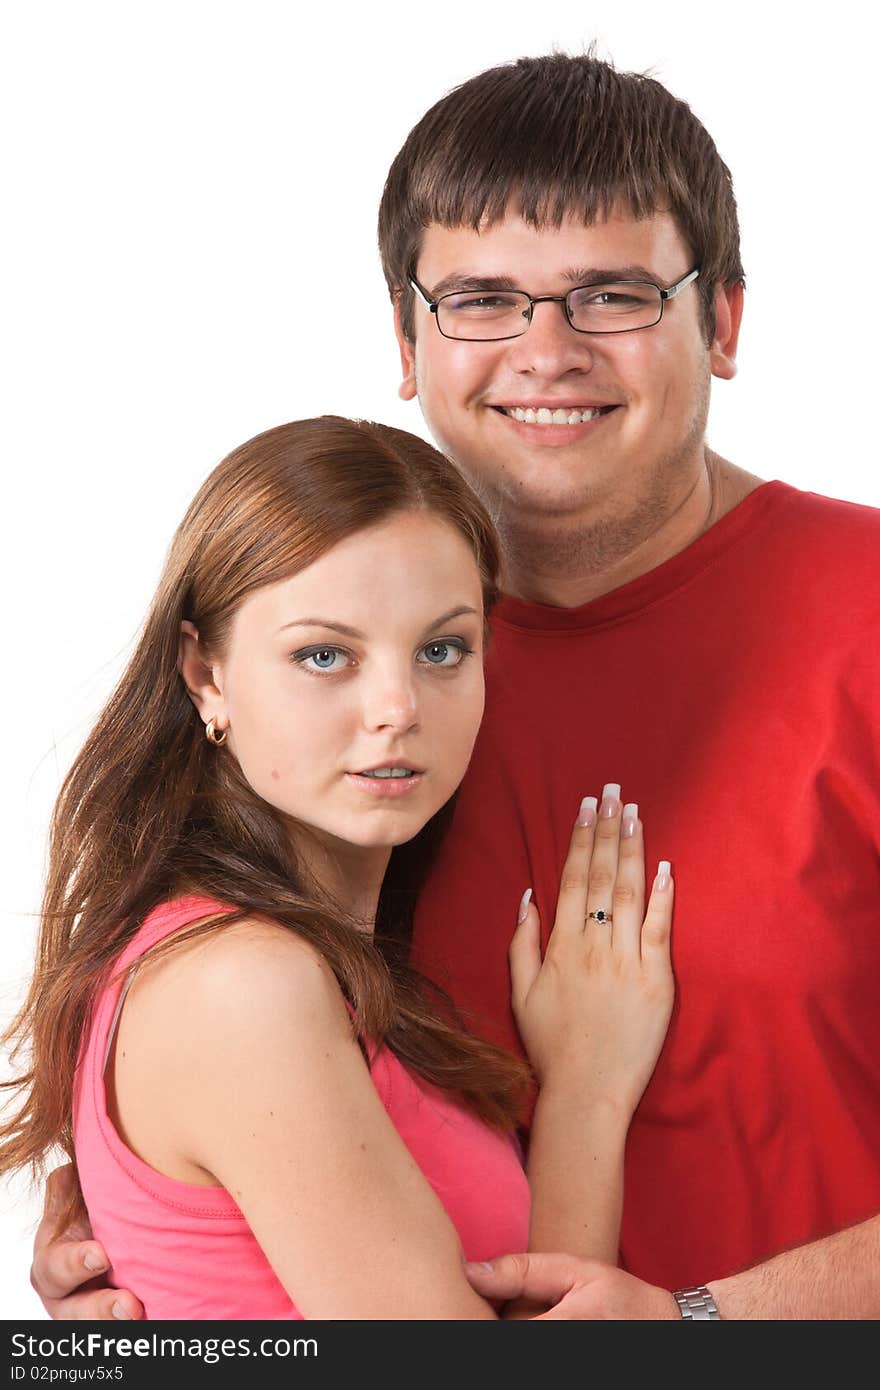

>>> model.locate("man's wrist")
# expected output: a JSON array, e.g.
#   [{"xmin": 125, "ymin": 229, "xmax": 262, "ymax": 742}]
[{"xmin": 672, "ymin": 1284, "xmax": 722, "ymax": 1319}]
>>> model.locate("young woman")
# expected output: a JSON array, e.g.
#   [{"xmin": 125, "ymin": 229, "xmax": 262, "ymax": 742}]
[{"xmin": 1, "ymin": 417, "xmax": 673, "ymax": 1319}]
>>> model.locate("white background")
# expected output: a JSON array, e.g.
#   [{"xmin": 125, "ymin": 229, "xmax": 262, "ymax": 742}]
[{"xmin": 1, "ymin": 0, "xmax": 877, "ymax": 1319}]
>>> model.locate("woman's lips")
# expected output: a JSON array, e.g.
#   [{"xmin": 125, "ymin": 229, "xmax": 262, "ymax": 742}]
[{"xmin": 345, "ymin": 772, "xmax": 425, "ymax": 798}]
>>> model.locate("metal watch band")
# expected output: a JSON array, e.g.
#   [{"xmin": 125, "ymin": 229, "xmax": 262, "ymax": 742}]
[{"xmin": 672, "ymin": 1285, "xmax": 721, "ymax": 1320}]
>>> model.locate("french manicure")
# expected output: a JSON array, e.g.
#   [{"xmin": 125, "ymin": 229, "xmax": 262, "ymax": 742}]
[
  {"xmin": 517, "ymin": 887, "xmax": 533, "ymax": 924},
  {"xmin": 600, "ymin": 782, "xmax": 621, "ymax": 817},
  {"xmin": 656, "ymin": 860, "xmax": 671, "ymax": 891},
  {"xmin": 576, "ymin": 795, "xmax": 597, "ymax": 826},
  {"xmin": 621, "ymin": 803, "xmax": 639, "ymax": 837}
]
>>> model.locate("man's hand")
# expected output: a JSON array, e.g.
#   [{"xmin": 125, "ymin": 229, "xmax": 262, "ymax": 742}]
[
  {"xmin": 465, "ymin": 1251, "xmax": 680, "ymax": 1320},
  {"xmin": 30, "ymin": 1164, "xmax": 143, "ymax": 1320}
]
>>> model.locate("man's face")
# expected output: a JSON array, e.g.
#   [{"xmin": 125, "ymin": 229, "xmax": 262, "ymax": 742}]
[{"xmin": 396, "ymin": 207, "xmax": 739, "ymax": 530}]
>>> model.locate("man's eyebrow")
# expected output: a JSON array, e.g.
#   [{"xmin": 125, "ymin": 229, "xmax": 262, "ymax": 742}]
[
  {"xmin": 275, "ymin": 606, "xmax": 480, "ymax": 639},
  {"xmin": 428, "ymin": 273, "xmax": 520, "ymax": 297},
  {"xmin": 563, "ymin": 264, "xmax": 662, "ymax": 285},
  {"xmin": 427, "ymin": 266, "xmax": 664, "ymax": 297}
]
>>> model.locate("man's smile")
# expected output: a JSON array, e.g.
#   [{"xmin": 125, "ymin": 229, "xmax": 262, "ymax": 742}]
[
  {"xmin": 492, "ymin": 403, "xmax": 620, "ymax": 425},
  {"xmin": 485, "ymin": 400, "xmax": 623, "ymax": 445}
]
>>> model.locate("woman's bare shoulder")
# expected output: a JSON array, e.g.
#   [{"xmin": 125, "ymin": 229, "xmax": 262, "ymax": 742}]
[{"xmin": 127, "ymin": 914, "xmax": 351, "ymax": 1046}]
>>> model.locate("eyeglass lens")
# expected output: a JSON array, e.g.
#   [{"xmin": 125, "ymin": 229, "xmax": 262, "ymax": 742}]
[{"xmin": 436, "ymin": 283, "xmax": 664, "ymax": 339}]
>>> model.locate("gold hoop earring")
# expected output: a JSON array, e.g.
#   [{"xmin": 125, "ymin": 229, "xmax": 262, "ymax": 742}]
[{"xmin": 205, "ymin": 718, "xmax": 227, "ymax": 747}]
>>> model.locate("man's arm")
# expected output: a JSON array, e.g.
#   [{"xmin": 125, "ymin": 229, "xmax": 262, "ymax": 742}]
[
  {"xmin": 30, "ymin": 1165, "xmax": 144, "ymax": 1321},
  {"xmin": 707, "ymin": 1214, "xmax": 880, "ymax": 1319},
  {"xmin": 466, "ymin": 1214, "xmax": 880, "ymax": 1319}
]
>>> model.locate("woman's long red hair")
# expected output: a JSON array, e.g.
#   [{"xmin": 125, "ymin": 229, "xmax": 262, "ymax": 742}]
[{"xmin": 0, "ymin": 417, "xmax": 529, "ymax": 1201}]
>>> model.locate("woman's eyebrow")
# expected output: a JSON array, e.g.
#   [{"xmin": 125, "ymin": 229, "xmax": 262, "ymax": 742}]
[
  {"xmin": 423, "ymin": 605, "xmax": 480, "ymax": 632},
  {"xmin": 275, "ymin": 606, "xmax": 480, "ymax": 640},
  {"xmin": 276, "ymin": 618, "xmax": 365, "ymax": 638}
]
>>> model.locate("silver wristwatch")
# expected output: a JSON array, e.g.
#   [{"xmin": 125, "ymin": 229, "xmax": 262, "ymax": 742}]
[{"xmin": 672, "ymin": 1285, "xmax": 721, "ymax": 1319}]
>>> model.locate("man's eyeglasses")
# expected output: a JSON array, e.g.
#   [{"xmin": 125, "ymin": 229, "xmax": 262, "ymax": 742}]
[{"xmin": 408, "ymin": 268, "xmax": 700, "ymax": 341}]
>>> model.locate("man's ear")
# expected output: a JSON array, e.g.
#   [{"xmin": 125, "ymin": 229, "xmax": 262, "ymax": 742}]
[
  {"xmin": 710, "ymin": 281, "xmax": 744, "ymax": 381},
  {"xmin": 178, "ymin": 620, "xmax": 228, "ymax": 730},
  {"xmin": 393, "ymin": 296, "xmax": 418, "ymax": 401}
]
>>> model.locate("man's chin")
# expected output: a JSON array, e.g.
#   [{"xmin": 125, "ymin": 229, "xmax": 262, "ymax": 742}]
[{"xmin": 487, "ymin": 469, "xmax": 612, "ymax": 522}]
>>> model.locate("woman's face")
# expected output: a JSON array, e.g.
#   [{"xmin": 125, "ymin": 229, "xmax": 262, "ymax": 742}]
[{"xmin": 204, "ymin": 509, "xmax": 487, "ymax": 855}]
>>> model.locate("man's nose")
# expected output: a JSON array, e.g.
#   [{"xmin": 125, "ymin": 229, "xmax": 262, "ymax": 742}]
[{"xmin": 505, "ymin": 298, "xmax": 595, "ymax": 377}]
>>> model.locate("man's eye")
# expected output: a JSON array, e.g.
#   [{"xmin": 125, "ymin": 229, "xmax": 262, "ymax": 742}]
[
  {"xmin": 293, "ymin": 646, "xmax": 350, "ymax": 673},
  {"xmin": 572, "ymin": 284, "xmax": 656, "ymax": 311},
  {"xmin": 590, "ymin": 291, "xmax": 641, "ymax": 306},
  {"xmin": 417, "ymin": 640, "xmax": 473, "ymax": 667},
  {"xmin": 447, "ymin": 294, "xmax": 521, "ymax": 314}
]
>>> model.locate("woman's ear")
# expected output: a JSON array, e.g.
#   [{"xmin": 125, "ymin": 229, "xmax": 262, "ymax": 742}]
[{"xmin": 178, "ymin": 620, "xmax": 228, "ymax": 731}]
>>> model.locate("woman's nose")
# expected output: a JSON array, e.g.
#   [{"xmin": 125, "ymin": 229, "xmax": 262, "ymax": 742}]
[{"xmin": 361, "ymin": 669, "xmax": 420, "ymax": 733}]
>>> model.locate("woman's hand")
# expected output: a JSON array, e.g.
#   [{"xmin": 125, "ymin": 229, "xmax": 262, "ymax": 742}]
[{"xmin": 510, "ymin": 785, "xmax": 674, "ymax": 1119}]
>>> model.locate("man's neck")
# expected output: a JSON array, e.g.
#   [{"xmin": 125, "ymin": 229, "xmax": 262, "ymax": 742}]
[{"xmin": 496, "ymin": 451, "xmax": 764, "ymax": 609}]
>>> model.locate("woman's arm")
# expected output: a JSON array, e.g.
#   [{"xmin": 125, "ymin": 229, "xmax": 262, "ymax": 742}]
[
  {"xmin": 113, "ymin": 920, "xmax": 498, "ymax": 1320},
  {"xmin": 510, "ymin": 793, "xmax": 674, "ymax": 1265}
]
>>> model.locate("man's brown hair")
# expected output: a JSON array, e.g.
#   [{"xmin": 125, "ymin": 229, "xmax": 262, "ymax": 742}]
[{"xmin": 378, "ymin": 51, "xmax": 744, "ymax": 343}]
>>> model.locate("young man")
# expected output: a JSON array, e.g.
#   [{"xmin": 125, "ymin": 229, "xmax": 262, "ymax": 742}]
[{"xmin": 33, "ymin": 53, "xmax": 880, "ymax": 1320}]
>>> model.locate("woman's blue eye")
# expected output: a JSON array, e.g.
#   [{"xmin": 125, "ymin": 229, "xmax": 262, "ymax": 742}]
[
  {"xmin": 294, "ymin": 640, "xmax": 472, "ymax": 673},
  {"xmin": 418, "ymin": 640, "xmax": 469, "ymax": 667},
  {"xmin": 295, "ymin": 647, "xmax": 349, "ymax": 673}
]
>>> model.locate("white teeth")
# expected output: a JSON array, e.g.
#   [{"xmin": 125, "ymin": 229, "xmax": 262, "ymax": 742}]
[
  {"xmin": 506, "ymin": 406, "xmax": 603, "ymax": 425},
  {"xmin": 359, "ymin": 768, "xmax": 415, "ymax": 779}
]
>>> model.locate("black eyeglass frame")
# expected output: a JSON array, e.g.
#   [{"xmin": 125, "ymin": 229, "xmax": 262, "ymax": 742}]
[{"xmin": 407, "ymin": 267, "xmax": 701, "ymax": 340}]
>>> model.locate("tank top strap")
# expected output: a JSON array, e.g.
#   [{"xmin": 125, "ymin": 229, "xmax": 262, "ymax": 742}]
[{"xmin": 99, "ymin": 895, "xmax": 234, "ymax": 1074}]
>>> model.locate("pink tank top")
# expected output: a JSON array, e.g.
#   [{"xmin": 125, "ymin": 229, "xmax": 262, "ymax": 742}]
[{"xmin": 73, "ymin": 897, "xmax": 530, "ymax": 1319}]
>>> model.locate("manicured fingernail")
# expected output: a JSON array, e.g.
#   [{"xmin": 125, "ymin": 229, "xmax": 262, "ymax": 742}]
[
  {"xmin": 465, "ymin": 1260, "xmax": 495, "ymax": 1273},
  {"xmin": 84, "ymin": 1251, "xmax": 107, "ymax": 1273},
  {"xmin": 600, "ymin": 783, "xmax": 621, "ymax": 817},
  {"xmin": 517, "ymin": 887, "xmax": 532, "ymax": 924},
  {"xmin": 111, "ymin": 1301, "xmax": 131, "ymax": 1320},
  {"xmin": 656, "ymin": 860, "xmax": 671, "ymax": 891},
  {"xmin": 622, "ymin": 803, "xmax": 639, "ymax": 837},
  {"xmin": 576, "ymin": 795, "xmax": 597, "ymax": 826}
]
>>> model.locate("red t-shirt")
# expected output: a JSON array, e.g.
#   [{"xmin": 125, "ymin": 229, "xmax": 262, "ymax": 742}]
[{"xmin": 411, "ymin": 481, "xmax": 880, "ymax": 1289}]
